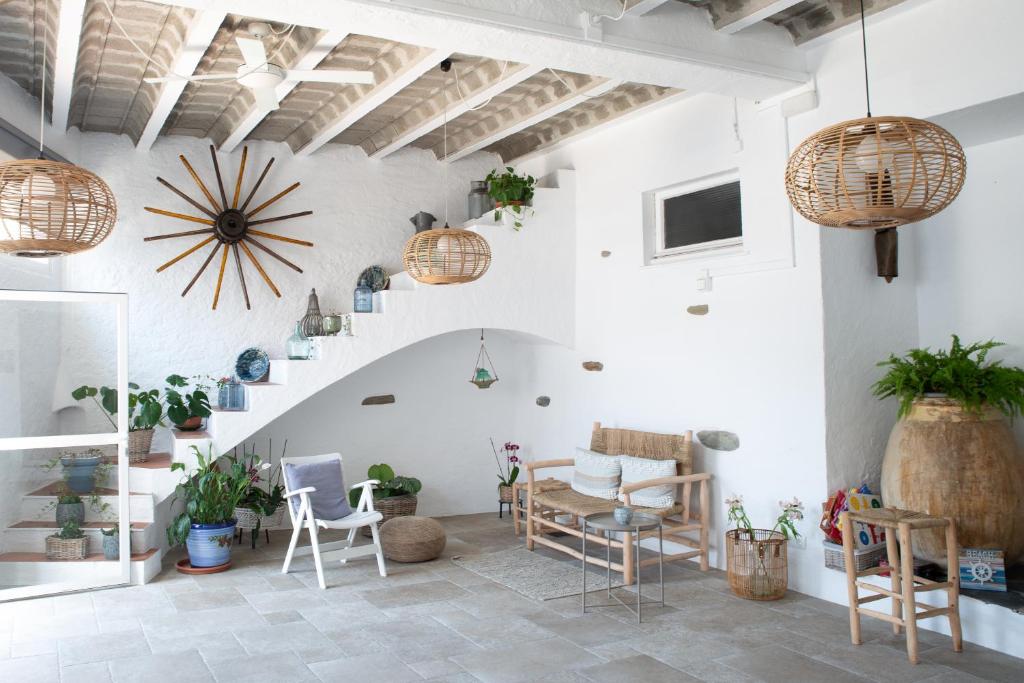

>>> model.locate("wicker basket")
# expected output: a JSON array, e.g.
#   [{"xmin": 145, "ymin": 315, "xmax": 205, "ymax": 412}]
[
  {"xmin": 380, "ymin": 516, "xmax": 446, "ymax": 562},
  {"xmin": 235, "ymin": 505, "xmax": 286, "ymax": 531},
  {"xmin": 362, "ymin": 494, "xmax": 417, "ymax": 537},
  {"xmin": 127, "ymin": 429, "xmax": 153, "ymax": 464},
  {"xmin": 823, "ymin": 540, "xmax": 885, "ymax": 573},
  {"xmin": 726, "ymin": 529, "xmax": 788, "ymax": 601},
  {"xmin": 499, "ymin": 485, "xmax": 513, "ymax": 503},
  {"xmin": 46, "ymin": 534, "xmax": 87, "ymax": 560}
]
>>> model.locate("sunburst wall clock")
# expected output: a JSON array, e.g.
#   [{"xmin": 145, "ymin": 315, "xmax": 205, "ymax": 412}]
[{"xmin": 144, "ymin": 145, "xmax": 313, "ymax": 310}]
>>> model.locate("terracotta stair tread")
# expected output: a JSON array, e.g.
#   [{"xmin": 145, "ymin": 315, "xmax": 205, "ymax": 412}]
[
  {"xmin": 0, "ymin": 549, "xmax": 158, "ymax": 562},
  {"xmin": 9, "ymin": 521, "xmax": 148, "ymax": 530},
  {"xmin": 27, "ymin": 483, "xmax": 145, "ymax": 497}
]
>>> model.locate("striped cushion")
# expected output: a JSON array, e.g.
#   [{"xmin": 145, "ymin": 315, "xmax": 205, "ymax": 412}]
[
  {"xmin": 618, "ymin": 456, "xmax": 676, "ymax": 508},
  {"xmin": 571, "ymin": 448, "xmax": 621, "ymax": 500}
]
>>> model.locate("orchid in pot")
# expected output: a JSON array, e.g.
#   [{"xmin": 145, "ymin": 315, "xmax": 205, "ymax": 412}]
[
  {"xmin": 224, "ymin": 440, "xmax": 288, "ymax": 547},
  {"xmin": 724, "ymin": 494, "xmax": 804, "ymax": 601},
  {"xmin": 490, "ymin": 438, "xmax": 521, "ymax": 504}
]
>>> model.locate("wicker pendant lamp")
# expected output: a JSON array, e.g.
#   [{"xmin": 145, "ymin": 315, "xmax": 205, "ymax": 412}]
[
  {"xmin": 0, "ymin": 4, "xmax": 116, "ymax": 257},
  {"xmin": 402, "ymin": 60, "xmax": 491, "ymax": 285},
  {"xmin": 784, "ymin": 1, "xmax": 965, "ymax": 280}
]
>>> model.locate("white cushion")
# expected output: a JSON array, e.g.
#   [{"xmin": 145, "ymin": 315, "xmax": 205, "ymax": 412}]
[
  {"xmin": 618, "ymin": 456, "xmax": 677, "ymax": 508},
  {"xmin": 571, "ymin": 448, "xmax": 621, "ymax": 500}
]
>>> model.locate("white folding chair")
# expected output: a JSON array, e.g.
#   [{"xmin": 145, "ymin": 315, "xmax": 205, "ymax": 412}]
[{"xmin": 280, "ymin": 452, "xmax": 387, "ymax": 589}]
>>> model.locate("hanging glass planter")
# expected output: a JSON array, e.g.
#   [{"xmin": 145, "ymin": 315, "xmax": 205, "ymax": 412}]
[{"xmin": 470, "ymin": 329, "xmax": 499, "ymax": 389}]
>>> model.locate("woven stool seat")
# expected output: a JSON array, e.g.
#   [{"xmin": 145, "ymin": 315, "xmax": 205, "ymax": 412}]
[
  {"xmin": 380, "ymin": 516, "xmax": 446, "ymax": 563},
  {"xmin": 846, "ymin": 507, "xmax": 948, "ymax": 530}
]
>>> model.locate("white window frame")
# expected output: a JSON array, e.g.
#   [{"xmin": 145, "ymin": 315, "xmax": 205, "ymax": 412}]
[
  {"xmin": 644, "ymin": 169, "xmax": 743, "ymax": 264},
  {"xmin": 0, "ymin": 289, "xmax": 130, "ymax": 601}
]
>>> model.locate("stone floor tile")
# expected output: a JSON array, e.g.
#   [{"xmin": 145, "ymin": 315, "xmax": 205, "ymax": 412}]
[
  {"xmin": 109, "ymin": 651, "xmax": 212, "ymax": 683},
  {"xmin": 60, "ymin": 661, "xmax": 112, "ymax": 683},
  {"xmin": 408, "ymin": 657, "xmax": 469, "ymax": 679},
  {"xmin": 716, "ymin": 644, "xmax": 872, "ymax": 682},
  {"xmin": 677, "ymin": 659, "xmax": 758, "ymax": 682},
  {"xmin": 58, "ymin": 629, "xmax": 150, "ymax": 666},
  {"xmin": 451, "ymin": 637, "xmax": 603, "ymax": 683},
  {"xmin": 262, "ymin": 609, "xmax": 306, "ymax": 625},
  {"xmin": 145, "ymin": 630, "xmax": 242, "ymax": 664},
  {"xmin": 360, "ymin": 579, "xmax": 470, "ymax": 608},
  {"xmin": 10, "ymin": 636, "xmax": 57, "ymax": 658},
  {"xmin": 139, "ymin": 605, "xmax": 262, "ymax": 640},
  {"xmin": 206, "ymin": 651, "xmax": 316, "ymax": 682},
  {"xmin": 0, "ymin": 653, "xmax": 59, "ymax": 682},
  {"xmin": 171, "ymin": 587, "xmax": 247, "ymax": 612},
  {"xmin": 234, "ymin": 621, "xmax": 335, "ymax": 656},
  {"xmin": 243, "ymin": 587, "xmax": 329, "ymax": 614},
  {"xmin": 925, "ymin": 645, "xmax": 1024, "ymax": 682},
  {"xmin": 434, "ymin": 611, "xmax": 557, "ymax": 649},
  {"xmin": 308, "ymin": 653, "xmax": 422, "ymax": 682},
  {"xmin": 526, "ymin": 613, "xmax": 641, "ymax": 648},
  {"xmin": 579, "ymin": 654, "xmax": 701, "ymax": 682},
  {"xmin": 812, "ymin": 642, "xmax": 955, "ymax": 682}
]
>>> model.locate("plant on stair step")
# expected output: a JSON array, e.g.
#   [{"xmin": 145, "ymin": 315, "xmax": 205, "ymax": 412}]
[
  {"xmin": 71, "ymin": 383, "xmax": 164, "ymax": 461},
  {"xmin": 168, "ymin": 445, "xmax": 250, "ymax": 568},
  {"xmin": 164, "ymin": 374, "xmax": 213, "ymax": 431},
  {"xmin": 485, "ymin": 166, "xmax": 536, "ymax": 230},
  {"xmin": 349, "ymin": 463, "xmax": 422, "ymax": 537},
  {"xmin": 101, "ymin": 525, "xmax": 119, "ymax": 561},
  {"xmin": 45, "ymin": 520, "xmax": 87, "ymax": 561},
  {"xmin": 40, "ymin": 452, "xmax": 114, "ymax": 525}
]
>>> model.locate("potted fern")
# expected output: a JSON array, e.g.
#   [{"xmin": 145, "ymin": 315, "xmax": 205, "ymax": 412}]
[
  {"xmin": 486, "ymin": 166, "xmax": 536, "ymax": 230},
  {"xmin": 875, "ymin": 336, "xmax": 1024, "ymax": 563}
]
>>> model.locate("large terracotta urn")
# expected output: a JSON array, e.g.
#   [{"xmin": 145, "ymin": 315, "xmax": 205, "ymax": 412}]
[{"xmin": 881, "ymin": 397, "xmax": 1024, "ymax": 565}]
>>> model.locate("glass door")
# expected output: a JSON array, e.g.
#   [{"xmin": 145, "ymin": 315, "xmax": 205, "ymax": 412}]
[{"xmin": 0, "ymin": 290, "xmax": 129, "ymax": 600}]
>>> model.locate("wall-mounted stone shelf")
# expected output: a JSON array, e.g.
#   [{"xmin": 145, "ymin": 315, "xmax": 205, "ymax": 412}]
[
  {"xmin": 601, "ymin": 250, "xmax": 611, "ymax": 258},
  {"xmin": 697, "ymin": 430, "xmax": 739, "ymax": 451},
  {"xmin": 362, "ymin": 394, "xmax": 395, "ymax": 406},
  {"xmin": 687, "ymin": 304, "xmax": 709, "ymax": 316},
  {"xmin": 582, "ymin": 361, "xmax": 603, "ymax": 372},
  {"xmin": 536, "ymin": 396, "xmax": 551, "ymax": 407}
]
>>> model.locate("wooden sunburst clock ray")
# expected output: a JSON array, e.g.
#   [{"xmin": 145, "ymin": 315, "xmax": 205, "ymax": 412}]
[{"xmin": 144, "ymin": 145, "xmax": 313, "ymax": 310}]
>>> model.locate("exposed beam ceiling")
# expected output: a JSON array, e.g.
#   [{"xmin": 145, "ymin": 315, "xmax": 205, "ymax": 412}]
[
  {"xmin": 769, "ymin": 0, "xmax": 908, "ymax": 45},
  {"xmin": 219, "ymin": 28, "xmax": 349, "ymax": 153},
  {"xmin": 50, "ymin": 0, "xmax": 85, "ymax": 133},
  {"xmin": 143, "ymin": 0, "xmax": 809, "ymax": 100},
  {"xmin": 365, "ymin": 62, "xmax": 543, "ymax": 159},
  {"xmin": 710, "ymin": 0, "xmax": 804, "ymax": 34},
  {"xmin": 295, "ymin": 45, "xmax": 450, "ymax": 157},
  {"xmin": 136, "ymin": 8, "xmax": 227, "ymax": 151},
  {"xmin": 622, "ymin": 0, "xmax": 673, "ymax": 16}
]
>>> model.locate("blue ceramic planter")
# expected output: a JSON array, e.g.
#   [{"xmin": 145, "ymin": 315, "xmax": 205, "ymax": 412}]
[
  {"xmin": 185, "ymin": 520, "xmax": 236, "ymax": 567},
  {"xmin": 61, "ymin": 455, "xmax": 102, "ymax": 494}
]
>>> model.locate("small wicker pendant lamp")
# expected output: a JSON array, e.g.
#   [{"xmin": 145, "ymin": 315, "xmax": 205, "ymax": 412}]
[
  {"xmin": 402, "ymin": 60, "xmax": 491, "ymax": 285},
  {"xmin": 470, "ymin": 329, "xmax": 499, "ymax": 389},
  {"xmin": 0, "ymin": 4, "xmax": 116, "ymax": 257},
  {"xmin": 784, "ymin": 1, "xmax": 965, "ymax": 280}
]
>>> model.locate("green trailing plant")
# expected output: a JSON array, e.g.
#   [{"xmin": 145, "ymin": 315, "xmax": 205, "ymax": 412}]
[
  {"xmin": 71, "ymin": 383, "xmax": 163, "ymax": 431},
  {"xmin": 225, "ymin": 440, "xmax": 287, "ymax": 517},
  {"xmin": 348, "ymin": 463, "xmax": 422, "ymax": 508},
  {"xmin": 873, "ymin": 335, "xmax": 1024, "ymax": 419},
  {"xmin": 39, "ymin": 452, "xmax": 114, "ymax": 520},
  {"xmin": 486, "ymin": 166, "xmax": 536, "ymax": 230},
  {"xmin": 167, "ymin": 445, "xmax": 251, "ymax": 546},
  {"xmin": 55, "ymin": 520, "xmax": 85, "ymax": 540},
  {"xmin": 164, "ymin": 374, "xmax": 212, "ymax": 428}
]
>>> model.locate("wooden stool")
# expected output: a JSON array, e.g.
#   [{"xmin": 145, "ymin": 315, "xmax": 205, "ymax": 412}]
[{"xmin": 840, "ymin": 507, "xmax": 963, "ymax": 664}]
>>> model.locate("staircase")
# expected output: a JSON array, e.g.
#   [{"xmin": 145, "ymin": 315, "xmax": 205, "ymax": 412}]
[{"xmin": 0, "ymin": 170, "xmax": 576, "ymax": 587}]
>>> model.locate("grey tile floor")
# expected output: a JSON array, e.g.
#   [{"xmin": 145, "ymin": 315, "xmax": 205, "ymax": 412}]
[{"xmin": 1, "ymin": 513, "xmax": 1022, "ymax": 682}]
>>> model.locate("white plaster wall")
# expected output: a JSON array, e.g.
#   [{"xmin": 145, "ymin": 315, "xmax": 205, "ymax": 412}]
[{"xmin": 249, "ymin": 329, "xmax": 531, "ymax": 517}]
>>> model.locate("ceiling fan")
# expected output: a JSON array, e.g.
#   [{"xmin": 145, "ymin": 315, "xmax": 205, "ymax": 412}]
[{"xmin": 144, "ymin": 22, "xmax": 375, "ymax": 113}]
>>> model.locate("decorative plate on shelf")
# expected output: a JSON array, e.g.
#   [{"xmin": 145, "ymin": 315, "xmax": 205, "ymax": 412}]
[
  {"xmin": 358, "ymin": 265, "xmax": 390, "ymax": 292},
  {"xmin": 235, "ymin": 347, "xmax": 270, "ymax": 383}
]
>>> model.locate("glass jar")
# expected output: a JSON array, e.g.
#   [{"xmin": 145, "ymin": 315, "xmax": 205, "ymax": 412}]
[
  {"xmin": 322, "ymin": 313, "xmax": 342, "ymax": 336},
  {"xmin": 467, "ymin": 180, "xmax": 493, "ymax": 220},
  {"xmin": 217, "ymin": 380, "xmax": 246, "ymax": 411},
  {"xmin": 354, "ymin": 283, "xmax": 373, "ymax": 313},
  {"xmin": 339, "ymin": 313, "xmax": 353, "ymax": 337},
  {"xmin": 286, "ymin": 322, "xmax": 311, "ymax": 360}
]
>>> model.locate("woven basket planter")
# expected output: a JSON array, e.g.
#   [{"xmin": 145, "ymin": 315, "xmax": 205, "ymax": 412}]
[
  {"xmin": 128, "ymin": 429, "xmax": 154, "ymax": 463},
  {"xmin": 362, "ymin": 494, "xmax": 417, "ymax": 537},
  {"xmin": 726, "ymin": 529, "xmax": 788, "ymax": 601},
  {"xmin": 46, "ymin": 535, "xmax": 87, "ymax": 561},
  {"xmin": 499, "ymin": 485, "xmax": 514, "ymax": 503},
  {"xmin": 234, "ymin": 504, "xmax": 286, "ymax": 531}
]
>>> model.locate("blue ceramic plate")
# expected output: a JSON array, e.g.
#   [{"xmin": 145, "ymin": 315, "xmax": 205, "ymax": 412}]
[
  {"xmin": 235, "ymin": 347, "xmax": 270, "ymax": 383},
  {"xmin": 358, "ymin": 265, "xmax": 390, "ymax": 292}
]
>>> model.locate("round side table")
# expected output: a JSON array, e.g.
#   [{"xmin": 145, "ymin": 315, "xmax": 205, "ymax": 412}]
[{"xmin": 582, "ymin": 511, "xmax": 664, "ymax": 624}]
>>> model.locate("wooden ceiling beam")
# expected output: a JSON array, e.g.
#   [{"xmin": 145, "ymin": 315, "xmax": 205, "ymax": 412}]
[
  {"xmin": 51, "ymin": 0, "xmax": 86, "ymax": 134},
  {"xmin": 621, "ymin": 0, "xmax": 672, "ymax": 16},
  {"xmin": 708, "ymin": 0, "xmax": 804, "ymax": 34}
]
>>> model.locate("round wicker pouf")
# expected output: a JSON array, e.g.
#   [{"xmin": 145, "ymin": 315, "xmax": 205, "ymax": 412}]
[{"xmin": 380, "ymin": 516, "xmax": 446, "ymax": 563}]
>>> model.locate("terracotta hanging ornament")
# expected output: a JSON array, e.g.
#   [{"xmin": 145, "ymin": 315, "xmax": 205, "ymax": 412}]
[
  {"xmin": 470, "ymin": 329, "xmax": 499, "ymax": 389},
  {"xmin": 144, "ymin": 145, "xmax": 313, "ymax": 309},
  {"xmin": 783, "ymin": 0, "xmax": 965, "ymax": 282},
  {"xmin": 300, "ymin": 288, "xmax": 325, "ymax": 337}
]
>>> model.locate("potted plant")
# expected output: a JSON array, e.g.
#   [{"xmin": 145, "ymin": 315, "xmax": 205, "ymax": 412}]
[
  {"xmin": 54, "ymin": 490, "xmax": 85, "ymax": 526},
  {"xmin": 486, "ymin": 166, "xmax": 536, "ymax": 230},
  {"xmin": 101, "ymin": 525, "xmax": 119, "ymax": 560},
  {"xmin": 165, "ymin": 374, "xmax": 212, "ymax": 431},
  {"xmin": 724, "ymin": 495, "xmax": 803, "ymax": 601},
  {"xmin": 490, "ymin": 438, "xmax": 520, "ymax": 505},
  {"xmin": 71, "ymin": 383, "xmax": 163, "ymax": 462},
  {"xmin": 874, "ymin": 336, "xmax": 1024, "ymax": 564},
  {"xmin": 348, "ymin": 463, "xmax": 422, "ymax": 537},
  {"xmin": 167, "ymin": 445, "xmax": 250, "ymax": 568},
  {"xmin": 41, "ymin": 448, "xmax": 104, "ymax": 494},
  {"xmin": 226, "ymin": 441, "xmax": 287, "ymax": 547},
  {"xmin": 46, "ymin": 520, "xmax": 87, "ymax": 560}
]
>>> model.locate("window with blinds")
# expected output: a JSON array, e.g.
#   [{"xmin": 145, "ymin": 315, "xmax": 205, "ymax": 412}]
[{"xmin": 644, "ymin": 171, "xmax": 743, "ymax": 262}]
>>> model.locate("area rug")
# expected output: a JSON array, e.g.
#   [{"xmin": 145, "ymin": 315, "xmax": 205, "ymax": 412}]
[{"xmin": 452, "ymin": 547, "xmax": 624, "ymax": 601}]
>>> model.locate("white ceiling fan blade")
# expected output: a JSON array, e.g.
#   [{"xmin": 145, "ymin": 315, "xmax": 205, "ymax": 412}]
[
  {"xmin": 285, "ymin": 69, "xmax": 375, "ymax": 85},
  {"xmin": 236, "ymin": 36, "xmax": 269, "ymax": 67},
  {"xmin": 143, "ymin": 73, "xmax": 237, "ymax": 84},
  {"xmin": 252, "ymin": 86, "xmax": 279, "ymax": 114}
]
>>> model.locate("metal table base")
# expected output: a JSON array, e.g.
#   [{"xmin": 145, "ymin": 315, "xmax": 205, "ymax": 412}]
[{"xmin": 581, "ymin": 512, "xmax": 664, "ymax": 624}]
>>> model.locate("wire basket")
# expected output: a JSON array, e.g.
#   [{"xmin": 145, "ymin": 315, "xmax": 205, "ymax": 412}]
[
  {"xmin": 823, "ymin": 540, "xmax": 885, "ymax": 573},
  {"xmin": 46, "ymin": 535, "xmax": 87, "ymax": 560},
  {"xmin": 726, "ymin": 529, "xmax": 788, "ymax": 601},
  {"xmin": 234, "ymin": 505, "xmax": 286, "ymax": 531},
  {"xmin": 362, "ymin": 494, "xmax": 417, "ymax": 537}
]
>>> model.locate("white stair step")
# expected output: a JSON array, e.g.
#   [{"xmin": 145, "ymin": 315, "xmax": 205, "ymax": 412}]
[
  {"xmin": 0, "ymin": 548, "xmax": 161, "ymax": 587},
  {"xmin": 4, "ymin": 521, "xmax": 154, "ymax": 554},
  {"xmin": 20, "ymin": 484, "xmax": 155, "ymax": 523}
]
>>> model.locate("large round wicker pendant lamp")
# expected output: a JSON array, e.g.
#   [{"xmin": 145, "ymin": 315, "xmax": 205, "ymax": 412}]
[
  {"xmin": 784, "ymin": 0, "xmax": 965, "ymax": 281},
  {"xmin": 402, "ymin": 60, "xmax": 491, "ymax": 285},
  {"xmin": 0, "ymin": 5, "xmax": 116, "ymax": 257}
]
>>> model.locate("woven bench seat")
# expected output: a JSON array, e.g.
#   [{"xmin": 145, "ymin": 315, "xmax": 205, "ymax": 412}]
[{"xmin": 533, "ymin": 488, "xmax": 682, "ymax": 519}]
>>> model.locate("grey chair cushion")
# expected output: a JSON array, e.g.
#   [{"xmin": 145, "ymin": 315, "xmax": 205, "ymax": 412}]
[{"xmin": 284, "ymin": 461, "xmax": 352, "ymax": 521}]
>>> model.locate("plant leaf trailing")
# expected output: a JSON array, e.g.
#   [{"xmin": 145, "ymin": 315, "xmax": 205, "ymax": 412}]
[
  {"xmin": 485, "ymin": 166, "xmax": 536, "ymax": 230},
  {"xmin": 71, "ymin": 383, "xmax": 163, "ymax": 431},
  {"xmin": 167, "ymin": 445, "xmax": 250, "ymax": 546},
  {"xmin": 56, "ymin": 520, "xmax": 85, "ymax": 540},
  {"xmin": 40, "ymin": 450, "xmax": 115, "ymax": 520},
  {"xmin": 348, "ymin": 463, "xmax": 422, "ymax": 508},
  {"xmin": 872, "ymin": 335, "xmax": 1024, "ymax": 419}
]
